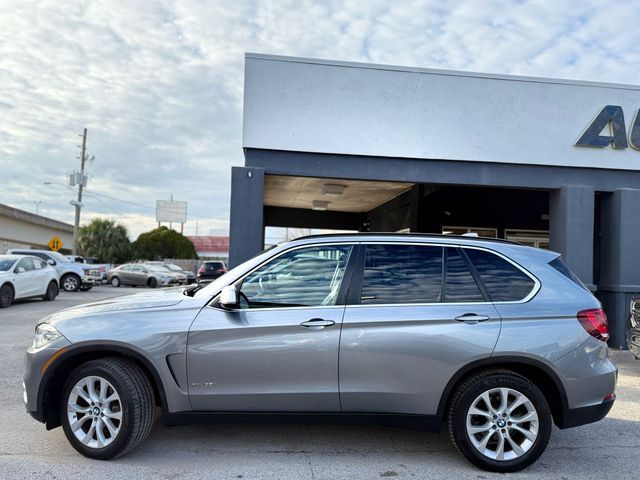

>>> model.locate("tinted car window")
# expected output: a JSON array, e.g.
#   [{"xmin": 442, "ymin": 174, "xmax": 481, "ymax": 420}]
[
  {"xmin": 464, "ymin": 248, "xmax": 535, "ymax": 302},
  {"xmin": 549, "ymin": 257, "xmax": 589, "ymax": 291},
  {"xmin": 445, "ymin": 248, "xmax": 484, "ymax": 302},
  {"xmin": 361, "ymin": 244, "xmax": 443, "ymax": 305},
  {"xmin": 240, "ymin": 245, "xmax": 353, "ymax": 309}
]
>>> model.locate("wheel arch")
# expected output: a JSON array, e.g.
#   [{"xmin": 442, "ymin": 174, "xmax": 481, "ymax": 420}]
[
  {"xmin": 437, "ymin": 355, "xmax": 569, "ymax": 428},
  {"xmin": 37, "ymin": 343, "xmax": 168, "ymax": 430}
]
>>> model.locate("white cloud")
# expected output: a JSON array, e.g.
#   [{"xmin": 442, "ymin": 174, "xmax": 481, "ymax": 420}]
[{"xmin": 1, "ymin": 0, "xmax": 640, "ymax": 238}]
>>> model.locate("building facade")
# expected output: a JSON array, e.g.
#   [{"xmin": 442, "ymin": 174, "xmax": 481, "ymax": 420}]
[
  {"xmin": 230, "ymin": 53, "xmax": 640, "ymax": 348},
  {"xmin": 0, "ymin": 203, "xmax": 73, "ymax": 254}
]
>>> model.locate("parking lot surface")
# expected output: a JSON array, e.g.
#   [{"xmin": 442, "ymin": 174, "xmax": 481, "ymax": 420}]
[{"xmin": 1, "ymin": 286, "xmax": 638, "ymax": 479}]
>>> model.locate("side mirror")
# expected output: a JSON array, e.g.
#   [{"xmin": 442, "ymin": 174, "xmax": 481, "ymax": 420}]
[
  {"xmin": 219, "ymin": 285, "xmax": 238, "ymax": 309},
  {"xmin": 47, "ymin": 259, "xmax": 56, "ymax": 266},
  {"xmin": 16, "ymin": 267, "xmax": 25, "ymax": 274}
]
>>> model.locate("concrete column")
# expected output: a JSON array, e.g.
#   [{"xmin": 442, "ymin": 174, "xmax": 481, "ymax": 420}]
[
  {"xmin": 549, "ymin": 186, "xmax": 595, "ymax": 288},
  {"xmin": 228, "ymin": 166, "xmax": 265, "ymax": 268},
  {"xmin": 598, "ymin": 188, "xmax": 640, "ymax": 348}
]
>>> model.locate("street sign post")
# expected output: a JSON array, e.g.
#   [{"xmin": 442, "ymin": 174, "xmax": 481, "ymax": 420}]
[{"xmin": 48, "ymin": 236, "xmax": 64, "ymax": 252}]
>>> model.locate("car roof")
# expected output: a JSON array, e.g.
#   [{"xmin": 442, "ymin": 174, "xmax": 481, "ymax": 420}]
[{"xmin": 0, "ymin": 254, "xmax": 40, "ymax": 260}]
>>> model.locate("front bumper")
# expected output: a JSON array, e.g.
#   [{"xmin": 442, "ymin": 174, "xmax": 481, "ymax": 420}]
[{"xmin": 24, "ymin": 336, "xmax": 72, "ymax": 425}]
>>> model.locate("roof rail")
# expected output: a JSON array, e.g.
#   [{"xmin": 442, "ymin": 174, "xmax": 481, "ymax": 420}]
[{"xmin": 293, "ymin": 232, "xmax": 521, "ymax": 245}]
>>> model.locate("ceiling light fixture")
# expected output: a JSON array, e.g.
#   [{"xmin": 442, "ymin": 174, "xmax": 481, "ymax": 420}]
[
  {"xmin": 322, "ymin": 184, "xmax": 346, "ymax": 196},
  {"xmin": 312, "ymin": 200, "xmax": 329, "ymax": 211}
]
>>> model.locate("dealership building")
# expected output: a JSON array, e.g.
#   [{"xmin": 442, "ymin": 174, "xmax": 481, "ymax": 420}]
[{"xmin": 229, "ymin": 53, "xmax": 640, "ymax": 347}]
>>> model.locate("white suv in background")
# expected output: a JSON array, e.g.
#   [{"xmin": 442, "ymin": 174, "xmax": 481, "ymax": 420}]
[{"xmin": 7, "ymin": 249, "xmax": 101, "ymax": 292}]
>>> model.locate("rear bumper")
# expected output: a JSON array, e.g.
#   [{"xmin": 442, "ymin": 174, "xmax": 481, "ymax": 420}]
[{"xmin": 559, "ymin": 397, "xmax": 615, "ymax": 429}]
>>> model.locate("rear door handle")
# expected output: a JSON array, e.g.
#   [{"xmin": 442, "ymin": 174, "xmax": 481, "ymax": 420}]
[
  {"xmin": 300, "ymin": 318, "xmax": 336, "ymax": 329},
  {"xmin": 455, "ymin": 313, "xmax": 490, "ymax": 324}
]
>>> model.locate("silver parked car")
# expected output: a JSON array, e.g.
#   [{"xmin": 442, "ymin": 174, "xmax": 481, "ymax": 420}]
[
  {"xmin": 24, "ymin": 234, "xmax": 616, "ymax": 472},
  {"xmin": 144, "ymin": 261, "xmax": 195, "ymax": 284},
  {"xmin": 106, "ymin": 263, "xmax": 187, "ymax": 288}
]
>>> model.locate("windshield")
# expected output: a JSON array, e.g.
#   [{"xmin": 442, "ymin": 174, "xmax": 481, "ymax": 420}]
[
  {"xmin": 49, "ymin": 251, "xmax": 71, "ymax": 263},
  {"xmin": 0, "ymin": 258, "xmax": 17, "ymax": 271},
  {"xmin": 146, "ymin": 264, "xmax": 170, "ymax": 273},
  {"xmin": 193, "ymin": 245, "xmax": 279, "ymax": 299},
  {"xmin": 165, "ymin": 264, "xmax": 183, "ymax": 271}
]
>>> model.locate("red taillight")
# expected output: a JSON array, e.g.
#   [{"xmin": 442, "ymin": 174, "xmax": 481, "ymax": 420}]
[
  {"xmin": 577, "ymin": 308, "xmax": 609, "ymax": 342},
  {"xmin": 197, "ymin": 267, "xmax": 205, "ymax": 274},
  {"xmin": 216, "ymin": 269, "xmax": 226, "ymax": 274}
]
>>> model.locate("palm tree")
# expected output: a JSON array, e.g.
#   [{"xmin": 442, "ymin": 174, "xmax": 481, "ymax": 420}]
[{"xmin": 78, "ymin": 218, "xmax": 132, "ymax": 264}]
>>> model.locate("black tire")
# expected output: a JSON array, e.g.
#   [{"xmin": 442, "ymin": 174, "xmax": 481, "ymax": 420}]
[
  {"xmin": 111, "ymin": 277, "xmax": 121, "ymax": 287},
  {"xmin": 61, "ymin": 274, "xmax": 81, "ymax": 292},
  {"xmin": 447, "ymin": 369, "xmax": 552, "ymax": 473},
  {"xmin": 0, "ymin": 283, "xmax": 14, "ymax": 308},
  {"xmin": 43, "ymin": 281, "xmax": 58, "ymax": 301},
  {"xmin": 147, "ymin": 277, "xmax": 158, "ymax": 289},
  {"xmin": 59, "ymin": 358, "xmax": 155, "ymax": 460}
]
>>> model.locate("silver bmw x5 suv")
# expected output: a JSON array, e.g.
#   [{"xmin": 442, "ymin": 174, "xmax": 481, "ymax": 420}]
[{"xmin": 24, "ymin": 234, "xmax": 616, "ymax": 472}]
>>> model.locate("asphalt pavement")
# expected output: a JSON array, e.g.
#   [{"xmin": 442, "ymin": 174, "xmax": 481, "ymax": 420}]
[{"xmin": 0, "ymin": 286, "xmax": 638, "ymax": 479}]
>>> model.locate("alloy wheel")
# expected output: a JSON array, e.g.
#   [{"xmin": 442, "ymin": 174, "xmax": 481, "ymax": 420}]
[
  {"xmin": 63, "ymin": 276, "xmax": 79, "ymax": 291},
  {"xmin": 466, "ymin": 387, "xmax": 539, "ymax": 461},
  {"xmin": 67, "ymin": 375, "xmax": 123, "ymax": 449}
]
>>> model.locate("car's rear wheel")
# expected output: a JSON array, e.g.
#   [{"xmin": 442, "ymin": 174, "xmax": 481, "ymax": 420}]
[
  {"xmin": 61, "ymin": 274, "xmax": 81, "ymax": 292},
  {"xmin": 447, "ymin": 369, "xmax": 552, "ymax": 472},
  {"xmin": 0, "ymin": 284, "xmax": 14, "ymax": 308},
  {"xmin": 147, "ymin": 277, "xmax": 158, "ymax": 289},
  {"xmin": 43, "ymin": 281, "xmax": 58, "ymax": 301},
  {"xmin": 60, "ymin": 358, "xmax": 155, "ymax": 460},
  {"xmin": 110, "ymin": 277, "xmax": 121, "ymax": 287}
]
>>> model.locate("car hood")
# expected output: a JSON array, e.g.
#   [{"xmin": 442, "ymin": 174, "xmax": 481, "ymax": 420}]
[{"xmin": 47, "ymin": 287, "xmax": 204, "ymax": 323}]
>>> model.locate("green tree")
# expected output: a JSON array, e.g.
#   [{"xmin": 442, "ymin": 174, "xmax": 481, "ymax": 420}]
[
  {"xmin": 133, "ymin": 226, "xmax": 197, "ymax": 260},
  {"xmin": 77, "ymin": 218, "xmax": 132, "ymax": 264}
]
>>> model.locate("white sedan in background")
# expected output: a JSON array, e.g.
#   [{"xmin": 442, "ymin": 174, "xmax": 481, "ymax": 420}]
[{"xmin": 0, "ymin": 255, "xmax": 59, "ymax": 308}]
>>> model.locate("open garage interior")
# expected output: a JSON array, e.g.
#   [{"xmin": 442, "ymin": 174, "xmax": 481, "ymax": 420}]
[{"xmin": 263, "ymin": 175, "xmax": 551, "ymax": 247}]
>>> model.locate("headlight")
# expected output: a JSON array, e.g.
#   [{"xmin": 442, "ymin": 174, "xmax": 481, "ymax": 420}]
[{"xmin": 33, "ymin": 323, "xmax": 61, "ymax": 349}]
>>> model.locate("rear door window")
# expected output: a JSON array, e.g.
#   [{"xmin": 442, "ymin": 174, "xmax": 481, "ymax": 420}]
[
  {"xmin": 445, "ymin": 248, "xmax": 485, "ymax": 302},
  {"xmin": 360, "ymin": 244, "xmax": 443, "ymax": 305},
  {"xmin": 464, "ymin": 248, "xmax": 536, "ymax": 302}
]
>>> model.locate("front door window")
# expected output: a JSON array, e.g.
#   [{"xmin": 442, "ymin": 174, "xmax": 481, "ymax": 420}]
[{"xmin": 239, "ymin": 244, "xmax": 353, "ymax": 309}]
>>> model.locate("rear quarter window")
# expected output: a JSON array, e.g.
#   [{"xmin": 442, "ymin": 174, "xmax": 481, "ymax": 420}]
[
  {"xmin": 464, "ymin": 248, "xmax": 536, "ymax": 302},
  {"xmin": 549, "ymin": 257, "xmax": 589, "ymax": 291}
]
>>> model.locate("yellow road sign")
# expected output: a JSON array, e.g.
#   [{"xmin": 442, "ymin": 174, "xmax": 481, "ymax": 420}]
[{"xmin": 48, "ymin": 236, "xmax": 64, "ymax": 252}]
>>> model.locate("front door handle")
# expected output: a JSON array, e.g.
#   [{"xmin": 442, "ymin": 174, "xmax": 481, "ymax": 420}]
[
  {"xmin": 300, "ymin": 318, "xmax": 336, "ymax": 329},
  {"xmin": 455, "ymin": 313, "xmax": 490, "ymax": 324}
]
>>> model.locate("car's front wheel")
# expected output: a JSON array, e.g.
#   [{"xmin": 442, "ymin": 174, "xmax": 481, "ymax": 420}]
[
  {"xmin": 60, "ymin": 358, "xmax": 155, "ymax": 460},
  {"xmin": 110, "ymin": 276, "xmax": 120, "ymax": 287},
  {"xmin": 447, "ymin": 369, "xmax": 552, "ymax": 473},
  {"xmin": 61, "ymin": 274, "xmax": 81, "ymax": 292}
]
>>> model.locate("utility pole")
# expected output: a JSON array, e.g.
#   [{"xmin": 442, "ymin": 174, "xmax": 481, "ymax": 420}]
[{"xmin": 72, "ymin": 128, "xmax": 87, "ymax": 255}]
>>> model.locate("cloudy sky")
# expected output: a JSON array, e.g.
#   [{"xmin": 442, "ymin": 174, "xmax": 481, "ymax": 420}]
[{"xmin": 2, "ymin": 0, "xmax": 640, "ymax": 240}]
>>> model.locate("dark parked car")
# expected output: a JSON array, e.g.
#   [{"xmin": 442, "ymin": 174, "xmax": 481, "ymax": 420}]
[
  {"xmin": 629, "ymin": 296, "xmax": 640, "ymax": 359},
  {"xmin": 197, "ymin": 261, "xmax": 227, "ymax": 283}
]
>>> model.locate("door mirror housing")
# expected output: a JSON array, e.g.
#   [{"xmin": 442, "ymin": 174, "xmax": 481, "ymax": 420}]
[
  {"xmin": 219, "ymin": 285, "xmax": 238, "ymax": 309},
  {"xmin": 16, "ymin": 267, "xmax": 25, "ymax": 274},
  {"xmin": 47, "ymin": 259, "xmax": 56, "ymax": 266}
]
